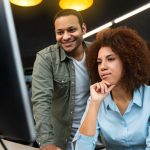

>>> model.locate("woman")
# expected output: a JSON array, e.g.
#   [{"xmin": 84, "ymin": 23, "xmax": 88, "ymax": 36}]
[{"xmin": 72, "ymin": 26, "xmax": 150, "ymax": 150}]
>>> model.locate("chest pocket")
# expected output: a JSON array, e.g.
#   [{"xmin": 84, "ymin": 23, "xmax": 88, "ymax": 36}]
[
  {"xmin": 54, "ymin": 76, "xmax": 70, "ymax": 87},
  {"xmin": 53, "ymin": 76, "xmax": 70, "ymax": 97}
]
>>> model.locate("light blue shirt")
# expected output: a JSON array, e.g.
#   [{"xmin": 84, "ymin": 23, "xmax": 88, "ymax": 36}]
[{"xmin": 72, "ymin": 85, "xmax": 150, "ymax": 150}]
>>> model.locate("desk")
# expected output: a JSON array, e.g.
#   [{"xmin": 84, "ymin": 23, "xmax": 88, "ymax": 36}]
[
  {"xmin": 0, "ymin": 140, "xmax": 106, "ymax": 150},
  {"xmin": 0, "ymin": 139, "xmax": 39, "ymax": 150}
]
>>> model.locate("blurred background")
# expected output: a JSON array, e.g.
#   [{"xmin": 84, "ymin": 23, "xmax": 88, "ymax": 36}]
[{"xmin": 10, "ymin": 0, "xmax": 150, "ymax": 73}]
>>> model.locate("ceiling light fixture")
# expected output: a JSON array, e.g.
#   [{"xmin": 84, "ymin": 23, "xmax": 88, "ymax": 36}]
[
  {"xmin": 10, "ymin": 0, "xmax": 43, "ymax": 7},
  {"xmin": 84, "ymin": 2, "xmax": 150, "ymax": 39},
  {"xmin": 59, "ymin": 0, "xmax": 93, "ymax": 11},
  {"xmin": 83, "ymin": 22, "xmax": 113, "ymax": 39},
  {"xmin": 114, "ymin": 2, "xmax": 150, "ymax": 23}
]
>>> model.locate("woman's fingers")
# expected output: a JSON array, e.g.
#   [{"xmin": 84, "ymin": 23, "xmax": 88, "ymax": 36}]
[
  {"xmin": 92, "ymin": 81, "xmax": 115, "ymax": 94},
  {"xmin": 90, "ymin": 81, "xmax": 115, "ymax": 102},
  {"xmin": 95, "ymin": 82, "xmax": 101, "ymax": 92},
  {"xmin": 91, "ymin": 80, "xmax": 115, "ymax": 96},
  {"xmin": 99, "ymin": 82, "xmax": 106, "ymax": 93},
  {"xmin": 107, "ymin": 84, "xmax": 116, "ymax": 92}
]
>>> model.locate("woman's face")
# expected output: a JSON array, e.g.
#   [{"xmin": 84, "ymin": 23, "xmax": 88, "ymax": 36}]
[{"xmin": 97, "ymin": 46, "xmax": 123, "ymax": 85}]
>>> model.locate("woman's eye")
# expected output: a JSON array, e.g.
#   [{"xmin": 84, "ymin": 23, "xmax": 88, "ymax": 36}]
[
  {"xmin": 97, "ymin": 61, "xmax": 102, "ymax": 64},
  {"xmin": 108, "ymin": 58, "xmax": 115, "ymax": 61}
]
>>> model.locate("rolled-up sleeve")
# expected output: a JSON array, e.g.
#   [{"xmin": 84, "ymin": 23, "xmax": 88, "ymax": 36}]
[
  {"xmin": 72, "ymin": 133, "xmax": 96, "ymax": 150},
  {"xmin": 72, "ymin": 98, "xmax": 99, "ymax": 150}
]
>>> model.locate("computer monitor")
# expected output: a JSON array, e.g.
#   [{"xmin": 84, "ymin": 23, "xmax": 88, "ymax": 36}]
[{"xmin": 0, "ymin": 0, "xmax": 36, "ymax": 143}]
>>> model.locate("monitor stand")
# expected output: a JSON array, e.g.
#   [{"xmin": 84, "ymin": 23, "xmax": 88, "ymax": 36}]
[{"xmin": 0, "ymin": 138, "xmax": 8, "ymax": 150}]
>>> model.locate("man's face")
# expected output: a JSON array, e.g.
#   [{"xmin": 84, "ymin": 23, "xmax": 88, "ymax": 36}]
[{"xmin": 54, "ymin": 15, "xmax": 86, "ymax": 53}]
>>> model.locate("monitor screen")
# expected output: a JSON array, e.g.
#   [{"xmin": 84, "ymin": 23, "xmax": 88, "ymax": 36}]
[{"xmin": 0, "ymin": 0, "xmax": 36, "ymax": 143}]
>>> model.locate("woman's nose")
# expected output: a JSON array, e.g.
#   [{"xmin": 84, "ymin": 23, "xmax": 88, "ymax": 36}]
[{"xmin": 100, "ymin": 61, "xmax": 107, "ymax": 71}]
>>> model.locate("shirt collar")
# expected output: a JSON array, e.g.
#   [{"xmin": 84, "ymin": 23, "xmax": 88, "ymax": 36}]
[
  {"xmin": 132, "ymin": 85, "xmax": 144, "ymax": 107},
  {"xmin": 103, "ymin": 94, "xmax": 114, "ymax": 110},
  {"xmin": 104, "ymin": 85, "xmax": 144, "ymax": 110}
]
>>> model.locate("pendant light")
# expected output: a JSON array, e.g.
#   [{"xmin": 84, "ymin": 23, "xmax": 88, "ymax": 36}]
[
  {"xmin": 10, "ymin": 0, "xmax": 43, "ymax": 7},
  {"xmin": 59, "ymin": 0, "xmax": 93, "ymax": 11}
]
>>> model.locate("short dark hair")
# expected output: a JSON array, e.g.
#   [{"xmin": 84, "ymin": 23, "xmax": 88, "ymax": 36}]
[
  {"xmin": 86, "ymin": 26, "xmax": 150, "ymax": 92},
  {"xmin": 53, "ymin": 9, "xmax": 84, "ymax": 28}
]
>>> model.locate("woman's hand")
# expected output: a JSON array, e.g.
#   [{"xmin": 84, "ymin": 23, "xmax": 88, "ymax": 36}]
[
  {"xmin": 90, "ymin": 80, "xmax": 115, "ymax": 104},
  {"xmin": 79, "ymin": 80, "xmax": 115, "ymax": 136}
]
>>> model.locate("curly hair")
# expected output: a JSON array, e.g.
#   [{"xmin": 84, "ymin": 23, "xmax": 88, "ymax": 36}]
[{"xmin": 86, "ymin": 26, "xmax": 150, "ymax": 92}]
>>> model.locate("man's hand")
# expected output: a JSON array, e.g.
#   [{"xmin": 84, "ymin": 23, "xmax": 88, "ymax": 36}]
[{"xmin": 40, "ymin": 144, "xmax": 62, "ymax": 150}]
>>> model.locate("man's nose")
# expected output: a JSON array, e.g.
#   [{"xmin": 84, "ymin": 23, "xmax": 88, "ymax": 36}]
[{"xmin": 63, "ymin": 31, "xmax": 71, "ymax": 40}]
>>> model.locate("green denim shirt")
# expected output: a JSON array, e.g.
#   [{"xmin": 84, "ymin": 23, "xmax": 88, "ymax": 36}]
[{"xmin": 31, "ymin": 41, "xmax": 90, "ymax": 149}]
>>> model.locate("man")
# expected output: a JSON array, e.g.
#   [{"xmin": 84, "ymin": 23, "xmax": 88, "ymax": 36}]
[{"xmin": 32, "ymin": 9, "xmax": 90, "ymax": 150}]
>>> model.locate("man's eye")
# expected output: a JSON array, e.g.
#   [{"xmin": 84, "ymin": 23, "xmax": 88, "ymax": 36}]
[
  {"xmin": 56, "ymin": 31, "xmax": 63, "ymax": 35},
  {"xmin": 68, "ymin": 28, "xmax": 76, "ymax": 33}
]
